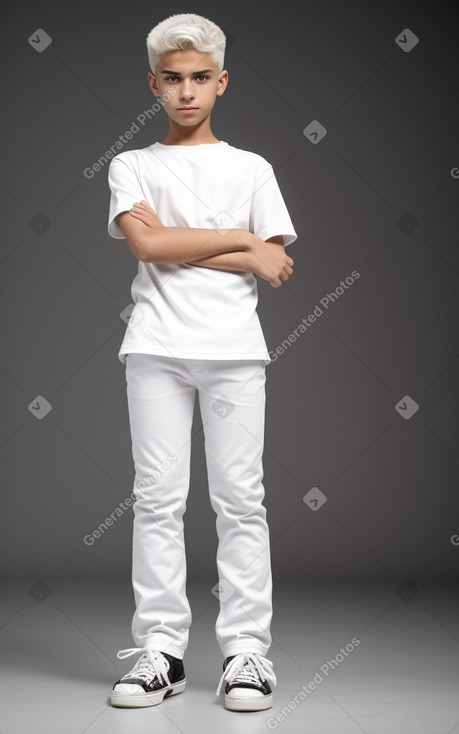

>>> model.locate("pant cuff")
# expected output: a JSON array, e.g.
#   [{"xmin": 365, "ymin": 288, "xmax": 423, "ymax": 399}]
[
  {"xmin": 138, "ymin": 636, "xmax": 186, "ymax": 660},
  {"xmin": 221, "ymin": 644, "xmax": 271, "ymax": 659}
]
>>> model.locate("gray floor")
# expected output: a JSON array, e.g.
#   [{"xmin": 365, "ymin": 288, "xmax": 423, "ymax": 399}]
[{"xmin": 0, "ymin": 580, "xmax": 458, "ymax": 733}]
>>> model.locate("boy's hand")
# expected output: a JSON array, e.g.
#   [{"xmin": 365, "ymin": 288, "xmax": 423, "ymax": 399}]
[
  {"xmin": 249, "ymin": 236, "xmax": 294, "ymax": 287},
  {"xmin": 129, "ymin": 200, "xmax": 165, "ymax": 228}
]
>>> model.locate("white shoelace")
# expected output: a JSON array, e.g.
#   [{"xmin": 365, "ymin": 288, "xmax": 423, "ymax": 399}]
[
  {"xmin": 216, "ymin": 652, "xmax": 277, "ymax": 695},
  {"xmin": 116, "ymin": 647, "xmax": 171, "ymax": 687}
]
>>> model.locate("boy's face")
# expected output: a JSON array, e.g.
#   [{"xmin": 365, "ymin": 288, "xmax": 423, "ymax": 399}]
[{"xmin": 148, "ymin": 49, "xmax": 227, "ymax": 128}]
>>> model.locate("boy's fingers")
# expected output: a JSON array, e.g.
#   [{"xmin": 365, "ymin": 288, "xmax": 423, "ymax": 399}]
[{"xmin": 139, "ymin": 200, "xmax": 156, "ymax": 212}]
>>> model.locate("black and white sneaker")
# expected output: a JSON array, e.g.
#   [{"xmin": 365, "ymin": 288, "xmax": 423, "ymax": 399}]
[
  {"xmin": 216, "ymin": 652, "xmax": 276, "ymax": 711},
  {"xmin": 110, "ymin": 646, "xmax": 186, "ymax": 707}
]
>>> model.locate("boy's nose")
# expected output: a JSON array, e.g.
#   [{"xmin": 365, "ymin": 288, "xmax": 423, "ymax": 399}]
[{"xmin": 180, "ymin": 81, "xmax": 194, "ymax": 99}]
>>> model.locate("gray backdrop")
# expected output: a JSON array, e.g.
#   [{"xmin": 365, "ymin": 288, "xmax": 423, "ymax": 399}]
[{"xmin": 1, "ymin": 0, "xmax": 458, "ymax": 593}]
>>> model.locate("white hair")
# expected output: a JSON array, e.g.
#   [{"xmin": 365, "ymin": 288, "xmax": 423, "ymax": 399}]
[{"xmin": 146, "ymin": 13, "xmax": 226, "ymax": 75}]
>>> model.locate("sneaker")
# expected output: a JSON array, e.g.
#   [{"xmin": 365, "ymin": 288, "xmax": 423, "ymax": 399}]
[
  {"xmin": 110, "ymin": 646, "xmax": 186, "ymax": 708},
  {"xmin": 216, "ymin": 651, "xmax": 276, "ymax": 711}
]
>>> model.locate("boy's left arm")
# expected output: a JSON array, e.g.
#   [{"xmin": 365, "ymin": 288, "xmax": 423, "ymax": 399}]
[
  {"xmin": 129, "ymin": 199, "xmax": 284, "ymax": 272},
  {"xmin": 186, "ymin": 236, "xmax": 285, "ymax": 273}
]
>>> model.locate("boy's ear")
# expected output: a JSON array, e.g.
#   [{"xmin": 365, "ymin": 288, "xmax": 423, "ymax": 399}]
[
  {"xmin": 147, "ymin": 71, "xmax": 160, "ymax": 97},
  {"xmin": 217, "ymin": 70, "xmax": 228, "ymax": 96}
]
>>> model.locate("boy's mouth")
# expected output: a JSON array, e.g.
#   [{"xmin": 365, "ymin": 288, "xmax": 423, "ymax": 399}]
[{"xmin": 178, "ymin": 107, "xmax": 198, "ymax": 111}]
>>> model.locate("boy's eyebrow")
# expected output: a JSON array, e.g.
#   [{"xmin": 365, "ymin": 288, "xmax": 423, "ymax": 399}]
[{"xmin": 160, "ymin": 68, "xmax": 214, "ymax": 75}]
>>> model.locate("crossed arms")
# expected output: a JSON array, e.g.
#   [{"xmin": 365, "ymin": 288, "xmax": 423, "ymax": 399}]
[{"xmin": 115, "ymin": 200, "xmax": 294, "ymax": 288}]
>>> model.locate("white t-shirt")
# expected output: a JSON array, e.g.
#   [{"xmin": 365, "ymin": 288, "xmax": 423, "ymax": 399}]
[{"xmin": 107, "ymin": 140, "xmax": 297, "ymax": 366}]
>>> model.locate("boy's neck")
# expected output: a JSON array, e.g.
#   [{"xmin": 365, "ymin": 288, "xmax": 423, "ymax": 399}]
[
  {"xmin": 160, "ymin": 138, "xmax": 221, "ymax": 146},
  {"xmin": 160, "ymin": 120, "xmax": 220, "ymax": 146}
]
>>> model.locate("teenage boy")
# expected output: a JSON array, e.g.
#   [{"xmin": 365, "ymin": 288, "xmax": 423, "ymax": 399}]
[{"xmin": 107, "ymin": 12, "xmax": 297, "ymax": 712}]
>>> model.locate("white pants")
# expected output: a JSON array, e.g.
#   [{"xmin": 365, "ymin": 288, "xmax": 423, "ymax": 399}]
[{"xmin": 124, "ymin": 353, "xmax": 273, "ymax": 660}]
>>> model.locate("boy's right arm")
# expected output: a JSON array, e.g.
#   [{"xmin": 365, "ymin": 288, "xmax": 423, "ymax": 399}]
[
  {"xmin": 115, "ymin": 206, "xmax": 294, "ymax": 286},
  {"xmin": 116, "ymin": 210, "xmax": 254, "ymax": 263}
]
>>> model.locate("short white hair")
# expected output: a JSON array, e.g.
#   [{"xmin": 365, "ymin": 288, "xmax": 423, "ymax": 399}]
[{"xmin": 146, "ymin": 13, "xmax": 226, "ymax": 75}]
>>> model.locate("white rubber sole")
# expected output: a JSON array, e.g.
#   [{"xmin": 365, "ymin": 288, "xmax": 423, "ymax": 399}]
[
  {"xmin": 110, "ymin": 677, "xmax": 186, "ymax": 708},
  {"xmin": 224, "ymin": 692, "xmax": 273, "ymax": 711}
]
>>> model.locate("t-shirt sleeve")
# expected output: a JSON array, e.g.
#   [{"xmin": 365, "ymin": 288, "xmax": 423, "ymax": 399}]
[
  {"xmin": 107, "ymin": 154, "xmax": 147, "ymax": 239},
  {"xmin": 249, "ymin": 161, "xmax": 297, "ymax": 247}
]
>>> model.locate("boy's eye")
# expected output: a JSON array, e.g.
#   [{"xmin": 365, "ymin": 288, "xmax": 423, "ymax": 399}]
[{"xmin": 164, "ymin": 75, "xmax": 209, "ymax": 82}]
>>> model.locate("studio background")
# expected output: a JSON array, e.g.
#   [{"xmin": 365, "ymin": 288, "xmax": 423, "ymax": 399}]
[{"xmin": 1, "ymin": 0, "xmax": 458, "ymax": 590}]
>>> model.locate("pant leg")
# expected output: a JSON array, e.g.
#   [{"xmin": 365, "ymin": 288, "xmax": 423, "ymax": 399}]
[
  {"xmin": 197, "ymin": 359, "xmax": 272, "ymax": 658},
  {"xmin": 125, "ymin": 353, "xmax": 196, "ymax": 659}
]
